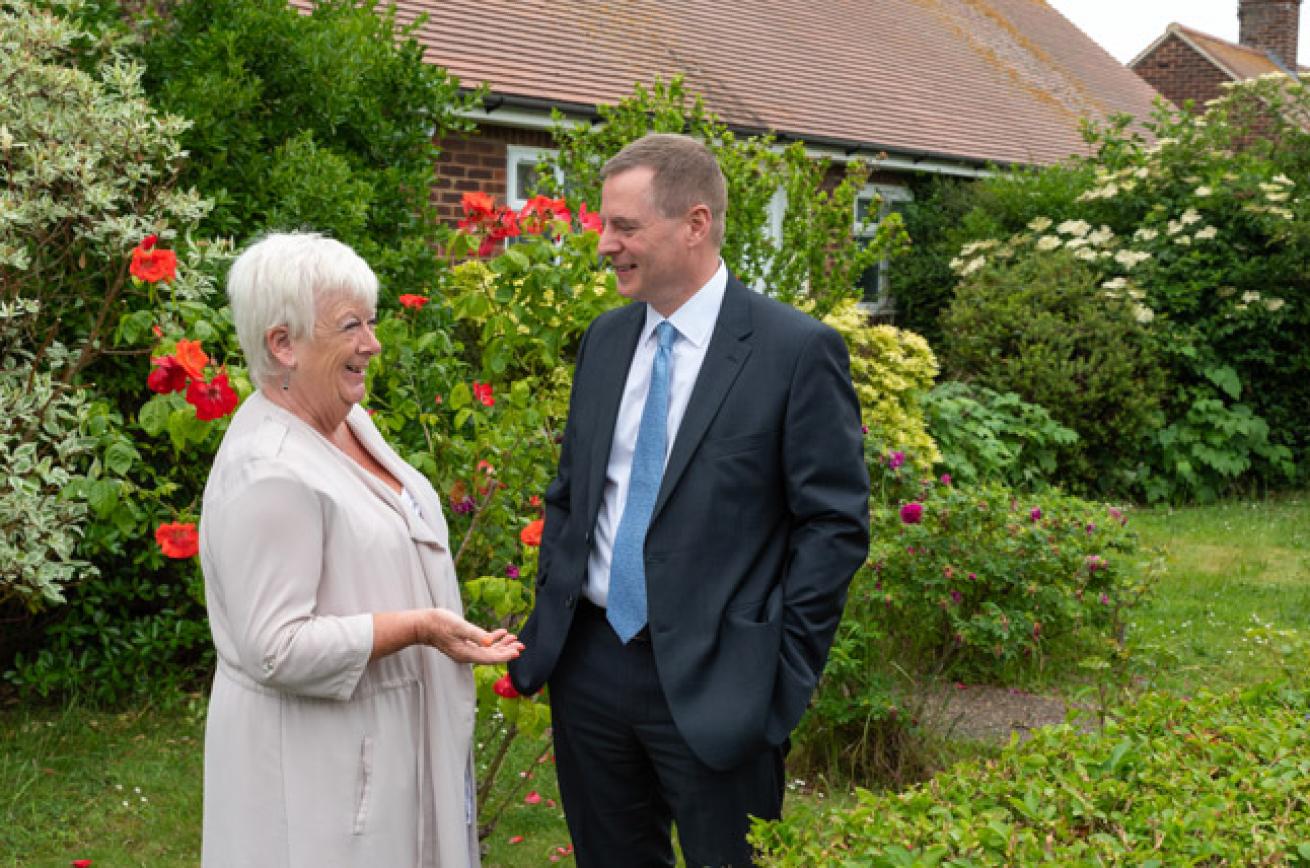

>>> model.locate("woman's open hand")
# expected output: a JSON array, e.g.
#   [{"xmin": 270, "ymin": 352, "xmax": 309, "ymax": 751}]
[{"xmin": 420, "ymin": 608, "xmax": 524, "ymax": 665}]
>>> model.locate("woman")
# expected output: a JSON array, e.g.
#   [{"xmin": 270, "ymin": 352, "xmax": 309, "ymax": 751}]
[{"xmin": 199, "ymin": 232, "xmax": 521, "ymax": 866}]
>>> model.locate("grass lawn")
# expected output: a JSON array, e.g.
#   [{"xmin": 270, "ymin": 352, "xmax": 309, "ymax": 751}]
[
  {"xmin": 1129, "ymin": 494, "xmax": 1310, "ymax": 694},
  {"xmin": 3, "ymin": 495, "xmax": 1306, "ymax": 866}
]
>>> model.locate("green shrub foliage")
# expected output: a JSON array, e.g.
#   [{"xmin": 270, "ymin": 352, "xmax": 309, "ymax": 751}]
[
  {"xmin": 794, "ymin": 474, "xmax": 1145, "ymax": 784},
  {"xmin": 0, "ymin": 301, "xmax": 98, "ymax": 616},
  {"xmin": 923, "ymin": 381, "xmax": 1078, "ymax": 490},
  {"xmin": 940, "ymin": 248, "xmax": 1167, "ymax": 495},
  {"xmin": 135, "ymin": 0, "xmax": 479, "ymax": 292},
  {"xmin": 756, "ymin": 680, "xmax": 1310, "ymax": 866},
  {"xmin": 910, "ymin": 80, "xmax": 1310, "ymax": 500}
]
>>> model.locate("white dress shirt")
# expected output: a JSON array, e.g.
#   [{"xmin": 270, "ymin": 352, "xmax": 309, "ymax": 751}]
[{"xmin": 584, "ymin": 261, "xmax": 729, "ymax": 607}]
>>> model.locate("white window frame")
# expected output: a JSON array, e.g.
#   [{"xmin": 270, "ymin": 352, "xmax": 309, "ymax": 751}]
[
  {"xmin": 506, "ymin": 145, "xmax": 562, "ymax": 209},
  {"xmin": 854, "ymin": 183, "xmax": 913, "ymax": 314}
]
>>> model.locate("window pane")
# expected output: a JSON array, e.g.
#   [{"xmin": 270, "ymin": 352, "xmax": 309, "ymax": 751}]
[{"xmin": 514, "ymin": 161, "xmax": 541, "ymax": 200}]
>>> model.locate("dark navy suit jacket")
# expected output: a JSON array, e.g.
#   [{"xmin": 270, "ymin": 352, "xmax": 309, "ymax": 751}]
[{"xmin": 509, "ymin": 275, "xmax": 870, "ymax": 770}]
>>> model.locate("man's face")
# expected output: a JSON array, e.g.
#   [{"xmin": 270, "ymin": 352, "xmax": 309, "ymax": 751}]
[{"xmin": 597, "ymin": 166, "xmax": 696, "ymax": 314}]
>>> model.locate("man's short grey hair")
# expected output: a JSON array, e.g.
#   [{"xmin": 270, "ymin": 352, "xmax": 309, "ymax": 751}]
[
  {"xmin": 226, "ymin": 232, "xmax": 378, "ymax": 388},
  {"xmin": 600, "ymin": 133, "xmax": 728, "ymax": 247}
]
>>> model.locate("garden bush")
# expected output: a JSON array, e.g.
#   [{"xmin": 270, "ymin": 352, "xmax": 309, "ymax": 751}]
[
  {"xmin": 919, "ymin": 80, "xmax": 1309, "ymax": 500},
  {"xmin": 0, "ymin": 301, "xmax": 98, "ymax": 619},
  {"xmin": 756, "ymin": 679, "xmax": 1310, "ymax": 865},
  {"xmin": 940, "ymin": 246, "xmax": 1167, "ymax": 495},
  {"xmin": 923, "ymin": 381, "xmax": 1078, "ymax": 491},
  {"xmin": 135, "ymin": 0, "xmax": 478, "ymax": 292},
  {"xmin": 792, "ymin": 470, "xmax": 1146, "ymax": 785},
  {"xmin": 822, "ymin": 301, "xmax": 941, "ymax": 478}
]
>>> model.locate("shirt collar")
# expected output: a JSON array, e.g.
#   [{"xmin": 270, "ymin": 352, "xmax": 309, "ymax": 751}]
[{"xmin": 641, "ymin": 260, "xmax": 728, "ymax": 349}]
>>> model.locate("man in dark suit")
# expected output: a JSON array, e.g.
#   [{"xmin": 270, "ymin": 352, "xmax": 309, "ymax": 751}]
[{"xmin": 508, "ymin": 133, "xmax": 870, "ymax": 866}]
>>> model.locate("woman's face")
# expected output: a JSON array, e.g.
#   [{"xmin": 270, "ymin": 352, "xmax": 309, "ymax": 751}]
[{"xmin": 291, "ymin": 293, "xmax": 381, "ymax": 424}]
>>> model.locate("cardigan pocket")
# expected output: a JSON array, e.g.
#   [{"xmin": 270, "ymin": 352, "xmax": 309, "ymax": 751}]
[{"xmin": 352, "ymin": 735, "xmax": 374, "ymax": 835}]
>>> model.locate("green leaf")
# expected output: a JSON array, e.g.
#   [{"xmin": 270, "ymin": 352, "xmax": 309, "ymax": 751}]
[
  {"xmin": 87, "ymin": 479, "xmax": 121, "ymax": 518},
  {"xmin": 103, "ymin": 441, "xmax": 141, "ymax": 477},
  {"xmin": 138, "ymin": 397, "xmax": 173, "ymax": 436},
  {"xmin": 1203, "ymin": 365, "xmax": 1242, "ymax": 400}
]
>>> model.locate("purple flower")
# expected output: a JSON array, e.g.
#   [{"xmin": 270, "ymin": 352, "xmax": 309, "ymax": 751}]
[
  {"xmin": 1099, "ymin": 593, "xmax": 1111, "ymax": 605},
  {"xmin": 1029, "ymin": 507, "xmax": 1043, "ymax": 522},
  {"xmin": 899, "ymin": 502, "xmax": 924, "ymax": 524},
  {"xmin": 1086, "ymin": 522, "xmax": 1097, "ymax": 534},
  {"xmin": 861, "ymin": 425, "xmax": 870, "ymax": 436},
  {"xmin": 887, "ymin": 451, "xmax": 906, "ymax": 470},
  {"xmin": 1086, "ymin": 555, "xmax": 1107, "ymax": 573},
  {"xmin": 940, "ymin": 473, "xmax": 952, "ymax": 486},
  {"xmin": 452, "ymin": 496, "xmax": 476, "ymax": 514},
  {"xmin": 968, "ymin": 572, "xmax": 978, "ymax": 581},
  {"xmin": 506, "ymin": 564, "xmax": 521, "ymax": 579},
  {"xmin": 949, "ymin": 590, "xmax": 963, "ymax": 605}
]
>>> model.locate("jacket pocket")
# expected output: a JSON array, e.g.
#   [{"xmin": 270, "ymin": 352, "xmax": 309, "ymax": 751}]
[{"xmin": 352, "ymin": 735, "xmax": 374, "ymax": 835}]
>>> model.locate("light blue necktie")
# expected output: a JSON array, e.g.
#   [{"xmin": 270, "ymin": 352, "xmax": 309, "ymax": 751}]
[{"xmin": 608, "ymin": 321, "xmax": 677, "ymax": 643}]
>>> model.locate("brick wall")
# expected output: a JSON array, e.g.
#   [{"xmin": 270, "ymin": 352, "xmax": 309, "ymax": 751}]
[
  {"xmin": 1239, "ymin": 0, "xmax": 1302, "ymax": 68},
  {"xmin": 1131, "ymin": 34, "xmax": 1231, "ymax": 112},
  {"xmin": 432, "ymin": 125, "xmax": 555, "ymax": 224}
]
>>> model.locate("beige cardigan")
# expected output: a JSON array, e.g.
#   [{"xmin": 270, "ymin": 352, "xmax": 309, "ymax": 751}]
[{"xmin": 199, "ymin": 391, "xmax": 479, "ymax": 867}]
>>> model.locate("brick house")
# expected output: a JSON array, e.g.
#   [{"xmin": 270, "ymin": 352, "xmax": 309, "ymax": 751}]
[
  {"xmin": 1131, "ymin": 0, "xmax": 1306, "ymax": 111},
  {"xmin": 293, "ymin": 0, "xmax": 1160, "ymax": 305}
]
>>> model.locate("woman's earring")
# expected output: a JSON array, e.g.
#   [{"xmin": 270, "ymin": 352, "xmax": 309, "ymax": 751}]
[{"xmin": 281, "ymin": 367, "xmax": 292, "ymax": 391}]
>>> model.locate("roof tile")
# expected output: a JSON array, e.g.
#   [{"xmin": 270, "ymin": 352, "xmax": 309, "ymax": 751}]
[{"xmin": 291, "ymin": 0, "xmax": 1161, "ymax": 166}]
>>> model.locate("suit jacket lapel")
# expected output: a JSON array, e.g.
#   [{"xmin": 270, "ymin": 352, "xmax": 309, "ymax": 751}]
[
  {"xmin": 652, "ymin": 276, "xmax": 754, "ymax": 520},
  {"xmin": 584, "ymin": 304, "xmax": 646, "ymax": 520}
]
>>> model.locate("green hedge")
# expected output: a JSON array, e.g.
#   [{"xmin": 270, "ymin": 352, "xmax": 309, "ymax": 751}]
[{"xmin": 755, "ymin": 680, "xmax": 1310, "ymax": 865}]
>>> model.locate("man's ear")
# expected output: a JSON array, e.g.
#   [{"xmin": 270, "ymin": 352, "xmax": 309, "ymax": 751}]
[
  {"xmin": 685, "ymin": 203, "xmax": 713, "ymax": 247},
  {"xmin": 266, "ymin": 325, "xmax": 294, "ymax": 368}
]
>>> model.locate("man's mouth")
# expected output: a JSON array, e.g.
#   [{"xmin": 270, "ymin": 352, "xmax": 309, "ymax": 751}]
[{"xmin": 345, "ymin": 363, "xmax": 366, "ymax": 374}]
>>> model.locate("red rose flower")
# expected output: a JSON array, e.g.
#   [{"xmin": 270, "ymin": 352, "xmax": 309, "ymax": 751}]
[
  {"xmin": 155, "ymin": 522, "xmax": 199, "ymax": 559},
  {"xmin": 899, "ymin": 502, "xmax": 924, "ymax": 524},
  {"xmin": 520, "ymin": 518, "xmax": 544, "ymax": 547},
  {"xmin": 493, "ymin": 673, "xmax": 520, "ymax": 698},
  {"xmin": 130, "ymin": 235, "xmax": 178, "ymax": 283},
  {"xmin": 174, "ymin": 339, "xmax": 210, "ymax": 381},
  {"xmin": 147, "ymin": 355, "xmax": 189, "ymax": 394},
  {"xmin": 71, "ymin": 860, "xmax": 93, "ymax": 868},
  {"xmin": 472, "ymin": 381, "xmax": 495, "ymax": 407},
  {"xmin": 186, "ymin": 372, "xmax": 239, "ymax": 421},
  {"xmin": 398, "ymin": 294, "xmax": 429, "ymax": 310},
  {"xmin": 524, "ymin": 790, "xmax": 542, "ymax": 805}
]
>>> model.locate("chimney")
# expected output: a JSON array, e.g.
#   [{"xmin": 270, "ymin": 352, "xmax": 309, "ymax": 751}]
[{"xmin": 1239, "ymin": 0, "xmax": 1303, "ymax": 69}]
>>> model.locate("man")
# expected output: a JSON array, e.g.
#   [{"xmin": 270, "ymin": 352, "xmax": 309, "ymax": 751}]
[{"xmin": 508, "ymin": 133, "xmax": 869, "ymax": 866}]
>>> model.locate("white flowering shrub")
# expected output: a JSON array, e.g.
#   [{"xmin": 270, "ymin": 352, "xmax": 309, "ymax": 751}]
[{"xmin": 931, "ymin": 76, "xmax": 1308, "ymax": 501}]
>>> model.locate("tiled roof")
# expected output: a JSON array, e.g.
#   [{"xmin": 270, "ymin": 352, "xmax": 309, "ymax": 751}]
[
  {"xmin": 1168, "ymin": 23, "xmax": 1300, "ymax": 79},
  {"xmin": 291, "ymin": 0, "xmax": 1161, "ymax": 167}
]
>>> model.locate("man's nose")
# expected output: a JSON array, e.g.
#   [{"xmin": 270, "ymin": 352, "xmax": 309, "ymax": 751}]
[{"xmin": 597, "ymin": 225, "xmax": 619, "ymax": 256}]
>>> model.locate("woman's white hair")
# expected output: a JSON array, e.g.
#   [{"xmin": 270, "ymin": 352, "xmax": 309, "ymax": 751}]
[{"xmin": 226, "ymin": 232, "xmax": 378, "ymax": 387}]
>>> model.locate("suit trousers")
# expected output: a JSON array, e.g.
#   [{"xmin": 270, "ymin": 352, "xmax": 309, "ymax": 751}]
[{"xmin": 548, "ymin": 599, "xmax": 784, "ymax": 868}]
